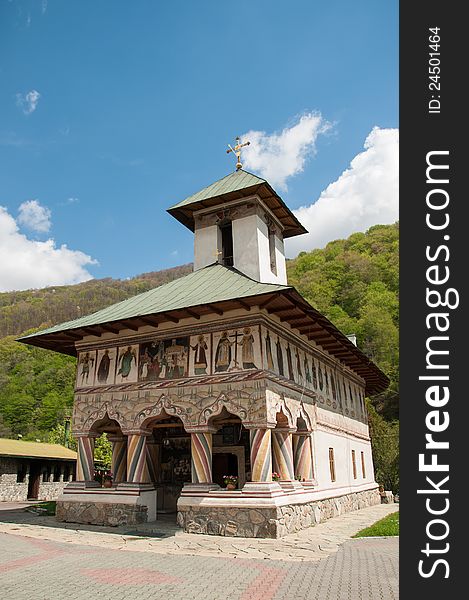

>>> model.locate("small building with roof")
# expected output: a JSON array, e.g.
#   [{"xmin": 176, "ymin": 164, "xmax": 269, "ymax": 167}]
[
  {"xmin": 0, "ymin": 438, "xmax": 76, "ymax": 502},
  {"xmin": 19, "ymin": 159, "xmax": 388, "ymax": 537}
]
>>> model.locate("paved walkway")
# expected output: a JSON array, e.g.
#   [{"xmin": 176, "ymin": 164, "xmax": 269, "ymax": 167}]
[
  {"xmin": 0, "ymin": 503, "xmax": 399, "ymax": 599},
  {"xmin": 0, "ymin": 503, "xmax": 398, "ymax": 561}
]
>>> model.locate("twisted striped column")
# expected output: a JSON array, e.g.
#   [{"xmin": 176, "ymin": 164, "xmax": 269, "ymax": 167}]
[
  {"xmin": 272, "ymin": 429, "xmax": 295, "ymax": 481},
  {"xmin": 126, "ymin": 433, "xmax": 151, "ymax": 483},
  {"xmin": 146, "ymin": 439, "xmax": 160, "ymax": 484},
  {"xmin": 191, "ymin": 432, "xmax": 213, "ymax": 484},
  {"xmin": 250, "ymin": 428, "xmax": 272, "ymax": 482},
  {"xmin": 76, "ymin": 435, "xmax": 96, "ymax": 481},
  {"xmin": 109, "ymin": 436, "xmax": 127, "ymax": 484},
  {"xmin": 293, "ymin": 433, "xmax": 314, "ymax": 481}
]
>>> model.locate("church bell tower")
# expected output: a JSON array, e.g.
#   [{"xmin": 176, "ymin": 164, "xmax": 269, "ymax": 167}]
[{"xmin": 167, "ymin": 138, "xmax": 307, "ymax": 285}]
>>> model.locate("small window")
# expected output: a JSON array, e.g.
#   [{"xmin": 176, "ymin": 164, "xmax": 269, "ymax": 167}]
[
  {"xmin": 53, "ymin": 465, "xmax": 61, "ymax": 482},
  {"xmin": 329, "ymin": 448, "xmax": 336, "ymax": 482},
  {"xmin": 220, "ymin": 221, "xmax": 234, "ymax": 267},
  {"xmin": 351, "ymin": 450, "xmax": 357, "ymax": 479},
  {"xmin": 361, "ymin": 451, "xmax": 366, "ymax": 478},
  {"xmin": 268, "ymin": 230, "xmax": 277, "ymax": 275},
  {"xmin": 17, "ymin": 465, "xmax": 27, "ymax": 483}
]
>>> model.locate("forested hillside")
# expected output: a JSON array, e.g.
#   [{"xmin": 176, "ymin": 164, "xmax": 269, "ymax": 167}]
[
  {"xmin": 288, "ymin": 222, "xmax": 399, "ymax": 421},
  {"xmin": 0, "ymin": 264, "xmax": 193, "ymax": 338},
  {"xmin": 0, "ymin": 224, "xmax": 399, "ymax": 466}
]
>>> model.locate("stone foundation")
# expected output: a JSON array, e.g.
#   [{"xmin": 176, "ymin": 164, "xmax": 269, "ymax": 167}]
[
  {"xmin": 56, "ymin": 500, "xmax": 148, "ymax": 526},
  {"xmin": 177, "ymin": 488, "xmax": 381, "ymax": 538}
]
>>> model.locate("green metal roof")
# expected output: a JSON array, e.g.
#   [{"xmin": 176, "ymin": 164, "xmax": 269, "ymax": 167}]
[
  {"xmin": 168, "ymin": 170, "xmax": 266, "ymax": 210},
  {"xmin": 167, "ymin": 169, "xmax": 308, "ymax": 239},
  {"xmin": 19, "ymin": 264, "xmax": 290, "ymax": 339}
]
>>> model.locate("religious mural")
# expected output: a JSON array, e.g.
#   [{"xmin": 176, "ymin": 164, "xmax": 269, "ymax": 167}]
[
  {"xmin": 138, "ymin": 337, "xmax": 189, "ymax": 381},
  {"xmin": 95, "ymin": 347, "xmax": 117, "ymax": 386},
  {"xmin": 189, "ymin": 334, "xmax": 211, "ymax": 376},
  {"xmin": 76, "ymin": 351, "xmax": 96, "ymax": 387},
  {"xmin": 115, "ymin": 344, "xmax": 139, "ymax": 384},
  {"xmin": 212, "ymin": 326, "xmax": 261, "ymax": 373}
]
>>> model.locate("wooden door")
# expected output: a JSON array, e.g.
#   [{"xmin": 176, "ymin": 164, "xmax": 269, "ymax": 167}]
[{"xmin": 27, "ymin": 462, "xmax": 41, "ymax": 499}]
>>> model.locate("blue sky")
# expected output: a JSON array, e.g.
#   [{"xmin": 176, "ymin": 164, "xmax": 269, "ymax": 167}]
[{"xmin": 0, "ymin": 0, "xmax": 398, "ymax": 291}]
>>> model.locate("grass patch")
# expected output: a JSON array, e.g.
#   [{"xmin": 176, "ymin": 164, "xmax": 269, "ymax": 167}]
[
  {"xmin": 31, "ymin": 501, "xmax": 57, "ymax": 516},
  {"xmin": 353, "ymin": 511, "xmax": 399, "ymax": 538}
]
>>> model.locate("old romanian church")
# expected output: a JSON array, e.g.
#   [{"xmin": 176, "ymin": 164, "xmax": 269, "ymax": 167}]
[{"xmin": 21, "ymin": 147, "xmax": 388, "ymax": 538}]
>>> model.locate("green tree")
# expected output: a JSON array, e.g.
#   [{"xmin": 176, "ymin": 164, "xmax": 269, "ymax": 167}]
[
  {"xmin": 94, "ymin": 433, "xmax": 112, "ymax": 470},
  {"xmin": 366, "ymin": 399, "xmax": 399, "ymax": 493}
]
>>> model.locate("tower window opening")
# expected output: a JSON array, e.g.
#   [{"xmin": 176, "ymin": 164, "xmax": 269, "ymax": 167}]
[
  {"xmin": 268, "ymin": 229, "xmax": 277, "ymax": 275},
  {"xmin": 220, "ymin": 221, "xmax": 234, "ymax": 267}
]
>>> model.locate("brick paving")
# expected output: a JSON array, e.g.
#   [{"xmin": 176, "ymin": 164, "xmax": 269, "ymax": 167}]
[
  {"xmin": 0, "ymin": 531, "xmax": 398, "ymax": 599},
  {"xmin": 0, "ymin": 503, "xmax": 399, "ymax": 599}
]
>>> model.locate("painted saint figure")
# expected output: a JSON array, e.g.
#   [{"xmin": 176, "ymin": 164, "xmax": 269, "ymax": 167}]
[
  {"xmin": 97, "ymin": 349, "xmax": 111, "ymax": 383},
  {"xmin": 265, "ymin": 331, "xmax": 274, "ymax": 370},
  {"xmin": 118, "ymin": 346, "xmax": 136, "ymax": 379},
  {"xmin": 239, "ymin": 327, "xmax": 256, "ymax": 369},
  {"xmin": 311, "ymin": 360, "xmax": 317, "ymax": 389},
  {"xmin": 79, "ymin": 352, "xmax": 94, "ymax": 385},
  {"xmin": 295, "ymin": 348, "xmax": 303, "ymax": 379},
  {"xmin": 304, "ymin": 355, "xmax": 311, "ymax": 384},
  {"xmin": 191, "ymin": 335, "xmax": 209, "ymax": 375},
  {"xmin": 165, "ymin": 339, "xmax": 188, "ymax": 378},
  {"xmin": 276, "ymin": 337, "xmax": 284, "ymax": 376},
  {"xmin": 215, "ymin": 331, "xmax": 233, "ymax": 372},
  {"xmin": 318, "ymin": 365, "xmax": 324, "ymax": 391},
  {"xmin": 286, "ymin": 343, "xmax": 294, "ymax": 382},
  {"xmin": 331, "ymin": 374, "xmax": 337, "ymax": 400}
]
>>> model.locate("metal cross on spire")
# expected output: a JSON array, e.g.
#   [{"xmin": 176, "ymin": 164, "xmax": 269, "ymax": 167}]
[{"xmin": 226, "ymin": 136, "xmax": 250, "ymax": 171}]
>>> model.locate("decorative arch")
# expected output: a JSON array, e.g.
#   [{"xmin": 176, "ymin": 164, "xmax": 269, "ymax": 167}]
[
  {"xmin": 133, "ymin": 394, "xmax": 191, "ymax": 428},
  {"xmin": 82, "ymin": 403, "xmax": 126, "ymax": 433},
  {"xmin": 200, "ymin": 393, "xmax": 249, "ymax": 426},
  {"xmin": 267, "ymin": 392, "xmax": 295, "ymax": 428}
]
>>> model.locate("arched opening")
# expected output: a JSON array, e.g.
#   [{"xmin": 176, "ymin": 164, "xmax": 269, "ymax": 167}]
[
  {"xmin": 90, "ymin": 414, "xmax": 124, "ymax": 487},
  {"xmin": 208, "ymin": 408, "xmax": 250, "ymax": 489},
  {"xmin": 141, "ymin": 411, "xmax": 189, "ymax": 514}
]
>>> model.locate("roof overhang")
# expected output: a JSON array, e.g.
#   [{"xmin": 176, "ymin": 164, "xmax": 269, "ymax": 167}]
[
  {"xmin": 168, "ymin": 179, "xmax": 308, "ymax": 239},
  {"xmin": 19, "ymin": 287, "xmax": 389, "ymax": 396}
]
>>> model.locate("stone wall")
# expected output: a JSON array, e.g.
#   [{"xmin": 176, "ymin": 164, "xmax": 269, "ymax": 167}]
[
  {"xmin": 56, "ymin": 500, "xmax": 148, "ymax": 527},
  {"xmin": 38, "ymin": 482, "xmax": 67, "ymax": 501},
  {"xmin": 0, "ymin": 457, "xmax": 72, "ymax": 502},
  {"xmin": 177, "ymin": 488, "xmax": 381, "ymax": 539}
]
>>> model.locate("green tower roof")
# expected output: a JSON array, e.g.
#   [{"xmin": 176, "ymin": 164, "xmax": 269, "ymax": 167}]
[{"xmin": 167, "ymin": 169, "xmax": 308, "ymax": 238}]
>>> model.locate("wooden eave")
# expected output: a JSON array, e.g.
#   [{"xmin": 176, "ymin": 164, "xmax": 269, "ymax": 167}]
[
  {"xmin": 21, "ymin": 288, "xmax": 388, "ymax": 395},
  {"xmin": 168, "ymin": 181, "xmax": 306, "ymax": 239}
]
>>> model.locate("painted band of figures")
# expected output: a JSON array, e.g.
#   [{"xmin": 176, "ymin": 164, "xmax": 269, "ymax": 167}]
[{"xmin": 76, "ymin": 324, "xmax": 366, "ymax": 421}]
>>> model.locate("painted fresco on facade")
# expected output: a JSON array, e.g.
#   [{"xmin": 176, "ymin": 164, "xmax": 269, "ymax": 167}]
[
  {"xmin": 189, "ymin": 334, "xmax": 211, "ymax": 376},
  {"xmin": 76, "ymin": 351, "xmax": 96, "ymax": 387},
  {"xmin": 115, "ymin": 344, "xmax": 139, "ymax": 384},
  {"xmin": 213, "ymin": 326, "xmax": 261, "ymax": 373},
  {"xmin": 95, "ymin": 347, "xmax": 117, "ymax": 386},
  {"xmin": 138, "ymin": 338, "xmax": 189, "ymax": 381}
]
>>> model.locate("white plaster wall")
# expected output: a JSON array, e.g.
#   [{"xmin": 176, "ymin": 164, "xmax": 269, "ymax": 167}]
[
  {"xmin": 275, "ymin": 235, "xmax": 287, "ymax": 284},
  {"xmin": 256, "ymin": 216, "xmax": 287, "ymax": 285},
  {"xmin": 232, "ymin": 214, "xmax": 260, "ymax": 281},
  {"xmin": 312, "ymin": 428, "xmax": 376, "ymax": 495},
  {"xmin": 194, "ymin": 225, "xmax": 220, "ymax": 270}
]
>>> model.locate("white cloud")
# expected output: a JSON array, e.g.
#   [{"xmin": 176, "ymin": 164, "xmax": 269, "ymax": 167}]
[
  {"xmin": 16, "ymin": 90, "xmax": 41, "ymax": 115},
  {"xmin": 240, "ymin": 113, "xmax": 331, "ymax": 191},
  {"xmin": 0, "ymin": 206, "xmax": 96, "ymax": 292},
  {"xmin": 18, "ymin": 200, "xmax": 51, "ymax": 233},
  {"xmin": 286, "ymin": 127, "xmax": 399, "ymax": 256}
]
